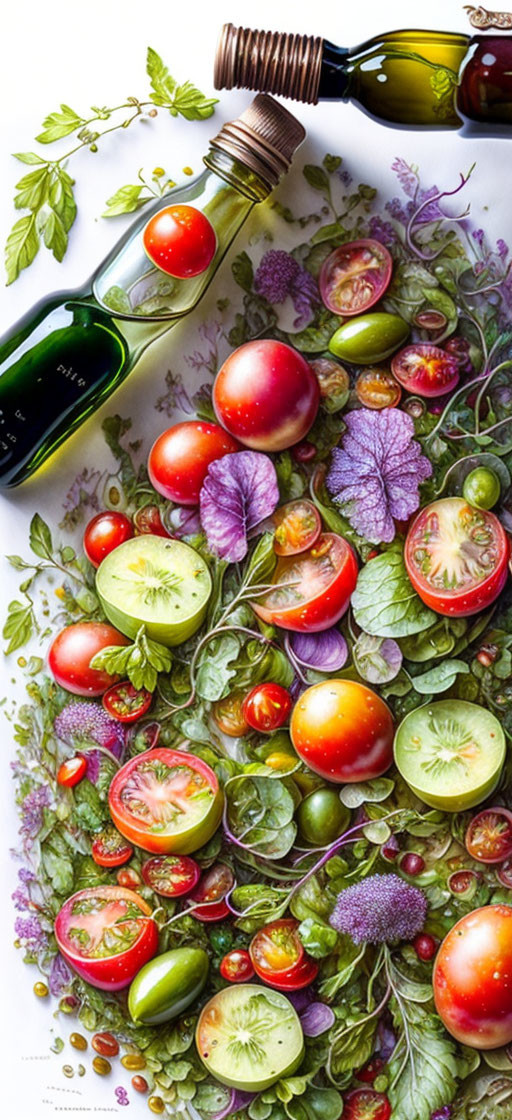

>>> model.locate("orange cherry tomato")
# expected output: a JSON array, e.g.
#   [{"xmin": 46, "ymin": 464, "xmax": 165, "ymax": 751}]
[
  {"xmin": 272, "ymin": 500, "xmax": 322, "ymax": 557},
  {"xmin": 355, "ymin": 367, "xmax": 402, "ymax": 409},
  {"xmin": 211, "ymin": 692, "xmax": 250, "ymax": 738}
]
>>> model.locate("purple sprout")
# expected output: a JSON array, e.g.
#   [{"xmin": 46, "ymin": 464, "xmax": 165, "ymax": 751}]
[
  {"xmin": 254, "ymin": 249, "xmax": 320, "ymax": 327},
  {"xmin": 431, "ymin": 1109, "xmax": 452, "ymax": 1120},
  {"xmin": 329, "ymin": 873, "xmax": 427, "ymax": 945},
  {"xmin": 21, "ymin": 786, "xmax": 52, "ymax": 841},
  {"xmin": 368, "ymin": 215, "xmax": 397, "ymax": 246},
  {"xmin": 54, "ymin": 702, "xmax": 126, "ymax": 782},
  {"xmin": 49, "ymin": 953, "xmax": 73, "ymax": 997}
]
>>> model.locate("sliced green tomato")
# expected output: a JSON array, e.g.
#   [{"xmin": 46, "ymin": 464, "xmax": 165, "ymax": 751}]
[
  {"xmin": 196, "ymin": 984, "xmax": 304, "ymax": 1091},
  {"xmin": 394, "ymin": 700, "xmax": 506, "ymax": 811},
  {"xmin": 96, "ymin": 534, "xmax": 211, "ymax": 646}
]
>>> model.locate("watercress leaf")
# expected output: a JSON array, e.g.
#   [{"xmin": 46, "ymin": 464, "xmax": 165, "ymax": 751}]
[
  {"xmin": 226, "ymin": 773, "xmax": 296, "ymax": 859},
  {"xmin": 195, "ymin": 632, "xmax": 241, "ymax": 701},
  {"xmin": 5, "ymin": 213, "xmax": 39, "ymax": 285},
  {"xmin": 286, "ymin": 1087, "xmax": 343, "ymax": 1120},
  {"xmin": 29, "ymin": 513, "xmax": 54, "ymax": 560},
  {"xmin": 147, "ymin": 46, "xmax": 178, "ymax": 103},
  {"xmin": 36, "ymin": 104, "xmax": 84, "ymax": 143},
  {"xmin": 3, "ymin": 599, "xmax": 34, "ymax": 654},
  {"xmin": 170, "ymin": 81, "xmax": 218, "ymax": 121},
  {"xmin": 351, "ymin": 549, "xmax": 436, "ymax": 637},
  {"xmin": 339, "ymin": 778, "xmax": 395, "ymax": 809},
  {"xmin": 232, "ymin": 250, "xmax": 254, "ymax": 292},
  {"xmin": 303, "ymin": 165, "xmax": 330, "ymax": 193},
  {"xmin": 298, "ymin": 918, "xmax": 338, "ymax": 958},
  {"xmin": 102, "ymin": 184, "xmax": 147, "ymax": 218},
  {"xmin": 43, "ymin": 209, "xmax": 68, "ymax": 262},
  {"xmin": 412, "ymin": 659, "xmax": 469, "ymax": 695},
  {"xmin": 290, "ymin": 875, "xmax": 332, "ymax": 924}
]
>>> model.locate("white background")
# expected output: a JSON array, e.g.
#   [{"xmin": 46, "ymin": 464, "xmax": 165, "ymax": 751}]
[{"xmin": 1, "ymin": 0, "xmax": 512, "ymax": 1114}]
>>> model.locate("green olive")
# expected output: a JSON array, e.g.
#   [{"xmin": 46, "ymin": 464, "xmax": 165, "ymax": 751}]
[
  {"xmin": 329, "ymin": 313, "xmax": 409, "ymax": 365},
  {"xmin": 297, "ymin": 788, "xmax": 350, "ymax": 845},
  {"xmin": 128, "ymin": 947, "xmax": 209, "ymax": 1025},
  {"xmin": 463, "ymin": 466, "xmax": 501, "ymax": 510}
]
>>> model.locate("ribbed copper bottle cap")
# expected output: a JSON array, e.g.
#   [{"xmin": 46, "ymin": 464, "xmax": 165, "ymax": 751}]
[
  {"xmin": 210, "ymin": 94, "xmax": 306, "ymax": 188},
  {"xmin": 214, "ymin": 23, "xmax": 324, "ymax": 105}
]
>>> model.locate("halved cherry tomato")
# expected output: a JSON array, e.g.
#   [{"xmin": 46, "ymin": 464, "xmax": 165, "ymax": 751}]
[
  {"xmin": 108, "ymin": 748, "xmax": 223, "ymax": 855},
  {"xmin": 310, "ymin": 358, "xmax": 350, "ymax": 411},
  {"xmin": 342, "ymin": 1088, "xmax": 392, "ymax": 1120},
  {"xmin": 57, "ymin": 756, "xmax": 87, "ymax": 788},
  {"xmin": 83, "ymin": 511, "xmax": 134, "ymax": 568},
  {"xmin": 141, "ymin": 854, "xmax": 200, "ymax": 897},
  {"xmin": 319, "ymin": 240, "xmax": 392, "ymax": 317},
  {"xmin": 103, "ymin": 681, "xmax": 153, "ymax": 724},
  {"xmin": 143, "ymin": 204, "xmax": 217, "ymax": 278},
  {"xmin": 117, "ymin": 867, "xmax": 142, "ymax": 889},
  {"xmin": 249, "ymin": 919, "xmax": 318, "ymax": 991},
  {"xmin": 391, "ymin": 343, "xmax": 459, "ymax": 398},
  {"xmin": 405, "ymin": 498, "xmax": 509, "ymax": 617},
  {"xmin": 190, "ymin": 864, "xmax": 235, "ymax": 922},
  {"xmin": 355, "ymin": 368, "xmax": 402, "ymax": 409},
  {"xmin": 252, "ymin": 533, "xmax": 358, "ymax": 633},
  {"xmin": 447, "ymin": 869, "xmax": 479, "ymax": 900},
  {"xmin": 413, "ymin": 309, "xmax": 448, "ymax": 332},
  {"xmin": 133, "ymin": 505, "xmax": 171, "ymax": 538},
  {"xmin": 55, "ymin": 886, "xmax": 158, "ymax": 991},
  {"xmin": 220, "ymin": 949, "xmax": 255, "ymax": 983},
  {"xmin": 211, "ymin": 692, "xmax": 250, "ymax": 738},
  {"xmin": 272, "ymin": 500, "xmax": 322, "ymax": 557},
  {"xmin": 92, "ymin": 827, "xmax": 134, "ymax": 868},
  {"xmin": 465, "ymin": 807, "xmax": 512, "ymax": 864},
  {"xmin": 242, "ymin": 683, "xmax": 292, "ymax": 733},
  {"xmin": 497, "ymin": 859, "xmax": 512, "ymax": 889}
]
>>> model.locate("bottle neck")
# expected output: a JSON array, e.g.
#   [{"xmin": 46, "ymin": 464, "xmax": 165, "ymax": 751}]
[
  {"xmin": 203, "ymin": 148, "xmax": 271, "ymax": 201},
  {"xmin": 317, "ymin": 41, "xmax": 351, "ymax": 101}
]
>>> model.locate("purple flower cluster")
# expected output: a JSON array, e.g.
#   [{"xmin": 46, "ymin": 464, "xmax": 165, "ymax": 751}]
[
  {"xmin": 368, "ymin": 215, "xmax": 397, "ymax": 246},
  {"xmin": 21, "ymin": 785, "xmax": 52, "ymax": 841},
  {"xmin": 330, "ymin": 873, "xmax": 427, "ymax": 945},
  {"xmin": 254, "ymin": 250, "xmax": 319, "ymax": 327},
  {"xmin": 14, "ymin": 915, "xmax": 48, "ymax": 951},
  {"xmin": 49, "ymin": 953, "xmax": 73, "ymax": 997},
  {"xmin": 54, "ymin": 702, "xmax": 126, "ymax": 783}
]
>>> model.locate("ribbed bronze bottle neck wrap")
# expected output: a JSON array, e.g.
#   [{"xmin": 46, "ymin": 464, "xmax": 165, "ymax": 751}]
[
  {"xmin": 209, "ymin": 94, "xmax": 306, "ymax": 190},
  {"xmin": 214, "ymin": 23, "xmax": 324, "ymax": 105}
]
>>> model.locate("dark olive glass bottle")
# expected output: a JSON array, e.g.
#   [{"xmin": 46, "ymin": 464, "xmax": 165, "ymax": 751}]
[
  {"xmin": 0, "ymin": 95, "xmax": 304, "ymax": 488},
  {"xmin": 215, "ymin": 23, "xmax": 512, "ymax": 131}
]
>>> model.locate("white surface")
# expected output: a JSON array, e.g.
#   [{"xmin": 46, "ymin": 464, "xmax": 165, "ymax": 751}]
[{"xmin": 1, "ymin": 0, "xmax": 512, "ymax": 1114}]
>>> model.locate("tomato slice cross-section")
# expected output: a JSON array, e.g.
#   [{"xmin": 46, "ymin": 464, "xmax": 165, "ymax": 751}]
[
  {"xmin": 252, "ymin": 532, "xmax": 358, "ymax": 632},
  {"xmin": 319, "ymin": 240, "xmax": 392, "ymax": 317},
  {"xmin": 55, "ymin": 885, "xmax": 158, "ymax": 991}
]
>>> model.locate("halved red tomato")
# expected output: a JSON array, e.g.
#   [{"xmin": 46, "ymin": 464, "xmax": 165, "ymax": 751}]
[
  {"xmin": 249, "ymin": 918, "xmax": 318, "ymax": 990},
  {"xmin": 319, "ymin": 240, "xmax": 392, "ymax": 317},
  {"xmin": 391, "ymin": 344, "xmax": 459, "ymax": 398},
  {"xmin": 103, "ymin": 681, "xmax": 153, "ymax": 723},
  {"xmin": 465, "ymin": 808, "xmax": 512, "ymax": 865},
  {"xmin": 405, "ymin": 498, "xmax": 509, "ymax": 617},
  {"xmin": 108, "ymin": 747, "xmax": 223, "ymax": 855},
  {"xmin": 92, "ymin": 827, "xmax": 133, "ymax": 868},
  {"xmin": 355, "ymin": 368, "xmax": 402, "ymax": 410},
  {"xmin": 190, "ymin": 863, "xmax": 235, "ymax": 921},
  {"xmin": 252, "ymin": 533, "xmax": 358, "ymax": 633},
  {"xmin": 133, "ymin": 504, "xmax": 171, "ymax": 538},
  {"xmin": 220, "ymin": 948, "xmax": 255, "ymax": 982},
  {"xmin": 54, "ymin": 886, "xmax": 158, "ymax": 991},
  {"xmin": 342, "ymin": 1088, "xmax": 392, "ymax": 1120},
  {"xmin": 141, "ymin": 854, "xmax": 200, "ymax": 897},
  {"xmin": 272, "ymin": 500, "xmax": 322, "ymax": 557},
  {"xmin": 57, "ymin": 756, "xmax": 87, "ymax": 788}
]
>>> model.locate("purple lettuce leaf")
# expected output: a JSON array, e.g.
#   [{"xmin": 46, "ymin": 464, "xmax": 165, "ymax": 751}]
[
  {"xmin": 286, "ymin": 628, "xmax": 348, "ymax": 672},
  {"xmin": 353, "ymin": 634, "xmax": 402, "ymax": 684},
  {"xmin": 199, "ymin": 451, "xmax": 279, "ymax": 562},
  {"xmin": 300, "ymin": 1001, "xmax": 336, "ymax": 1036}
]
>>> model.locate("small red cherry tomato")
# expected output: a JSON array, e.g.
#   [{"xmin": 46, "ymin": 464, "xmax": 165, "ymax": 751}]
[
  {"xmin": 148, "ymin": 421, "xmax": 240, "ymax": 506},
  {"xmin": 190, "ymin": 864, "xmax": 235, "ymax": 922},
  {"xmin": 272, "ymin": 500, "xmax": 322, "ymax": 557},
  {"xmin": 211, "ymin": 692, "xmax": 250, "ymax": 738},
  {"xmin": 242, "ymin": 683, "xmax": 293, "ymax": 733},
  {"xmin": 319, "ymin": 239, "xmax": 392, "ymax": 317},
  {"xmin": 391, "ymin": 343, "xmax": 459, "ymax": 397},
  {"xmin": 103, "ymin": 681, "xmax": 153, "ymax": 724},
  {"xmin": 250, "ymin": 918, "xmax": 318, "ymax": 991},
  {"xmin": 220, "ymin": 949, "xmax": 255, "ymax": 983},
  {"xmin": 48, "ymin": 622, "xmax": 130, "ymax": 697},
  {"xmin": 116, "ymin": 867, "xmax": 142, "ymax": 889},
  {"xmin": 413, "ymin": 933, "xmax": 438, "ymax": 961},
  {"xmin": 292, "ymin": 441, "xmax": 317, "ymax": 464},
  {"xmin": 143, "ymin": 204, "xmax": 217, "ymax": 278},
  {"xmin": 57, "ymin": 756, "xmax": 87, "ymax": 788},
  {"xmin": 133, "ymin": 505, "xmax": 170, "ymax": 538},
  {"xmin": 92, "ymin": 827, "xmax": 134, "ymax": 868},
  {"xmin": 342, "ymin": 1088, "xmax": 392, "ymax": 1120},
  {"xmin": 141, "ymin": 855, "xmax": 200, "ymax": 898},
  {"xmin": 465, "ymin": 807, "xmax": 512, "ymax": 864},
  {"xmin": 83, "ymin": 511, "xmax": 134, "ymax": 568},
  {"xmin": 355, "ymin": 1057, "xmax": 385, "ymax": 1084}
]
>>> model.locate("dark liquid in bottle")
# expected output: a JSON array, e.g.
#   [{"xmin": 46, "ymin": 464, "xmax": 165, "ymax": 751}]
[
  {"xmin": 458, "ymin": 35, "xmax": 512, "ymax": 125},
  {"xmin": 0, "ymin": 298, "xmax": 128, "ymax": 486}
]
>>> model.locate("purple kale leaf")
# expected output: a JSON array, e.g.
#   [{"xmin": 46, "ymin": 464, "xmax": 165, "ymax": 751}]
[
  {"xmin": 326, "ymin": 408, "xmax": 432, "ymax": 544},
  {"xmin": 199, "ymin": 450, "xmax": 279, "ymax": 562}
]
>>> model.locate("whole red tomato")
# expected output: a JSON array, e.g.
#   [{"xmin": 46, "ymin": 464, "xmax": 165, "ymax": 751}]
[
  {"xmin": 242, "ymin": 683, "xmax": 292, "ymax": 733},
  {"xmin": 48, "ymin": 622, "xmax": 130, "ymax": 697},
  {"xmin": 220, "ymin": 949, "xmax": 255, "ymax": 983},
  {"xmin": 434, "ymin": 904, "xmax": 512, "ymax": 1048},
  {"xmin": 148, "ymin": 421, "xmax": 240, "ymax": 505},
  {"xmin": 213, "ymin": 340, "xmax": 320, "ymax": 452},
  {"xmin": 290, "ymin": 680, "xmax": 394, "ymax": 783},
  {"xmin": 142, "ymin": 204, "xmax": 217, "ymax": 278},
  {"xmin": 83, "ymin": 511, "xmax": 134, "ymax": 568}
]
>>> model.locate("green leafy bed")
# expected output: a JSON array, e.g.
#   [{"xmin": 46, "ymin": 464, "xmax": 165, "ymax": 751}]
[{"xmin": 7, "ymin": 152, "xmax": 512, "ymax": 1120}]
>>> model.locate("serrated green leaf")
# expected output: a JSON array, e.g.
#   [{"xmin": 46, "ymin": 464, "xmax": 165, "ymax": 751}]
[
  {"xmin": 147, "ymin": 46, "xmax": 177, "ymax": 104},
  {"xmin": 36, "ymin": 103, "xmax": 83, "ymax": 143},
  {"xmin": 29, "ymin": 512, "xmax": 53, "ymax": 560},
  {"xmin": 102, "ymin": 183, "xmax": 147, "ymax": 217},
  {"xmin": 3, "ymin": 600, "xmax": 34, "ymax": 654},
  {"xmin": 43, "ymin": 209, "xmax": 68, "ymax": 262},
  {"xmin": 232, "ymin": 250, "xmax": 254, "ymax": 292},
  {"xmin": 49, "ymin": 170, "xmax": 77, "ymax": 233},
  {"xmin": 171, "ymin": 80, "xmax": 217, "ymax": 120},
  {"xmin": 5, "ymin": 212, "xmax": 39, "ymax": 284}
]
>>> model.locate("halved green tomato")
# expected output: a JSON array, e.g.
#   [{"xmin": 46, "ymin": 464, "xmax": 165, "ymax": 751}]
[
  {"xmin": 196, "ymin": 983, "xmax": 304, "ymax": 1091},
  {"xmin": 405, "ymin": 498, "xmax": 509, "ymax": 617},
  {"xmin": 108, "ymin": 747, "xmax": 223, "ymax": 854},
  {"xmin": 96, "ymin": 534, "xmax": 211, "ymax": 646},
  {"xmin": 55, "ymin": 885, "xmax": 158, "ymax": 991},
  {"xmin": 394, "ymin": 700, "xmax": 506, "ymax": 811},
  {"xmin": 272, "ymin": 500, "xmax": 321, "ymax": 557}
]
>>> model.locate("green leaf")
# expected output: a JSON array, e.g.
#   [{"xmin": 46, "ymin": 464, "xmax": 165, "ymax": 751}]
[
  {"xmin": 29, "ymin": 512, "xmax": 53, "ymax": 560},
  {"xmin": 323, "ymin": 154, "xmax": 342, "ymax": 173},
  {"xmin": 5, "ymin": 212, "xmax": 39, "ymax": 284},
  {"xmin": 232, "ymin": 250, "xmax": 254, "ymax": 292},
  {"xmin": 102, "ymin": 184, "xmax": 147, "ymax": 217},
  {"xmin": 351, "ymin": 549, "xmax": 436, "ymax": 638},
  {"xmin": 49, "ymin": 170, "xmax": 77, "ymax": 232},
  {"xmin": 41, "ymin": 844, "xmax": 74, "ymax": 895},
  {"xmin": 73, "ymin": 779, "xmax": 107, "ymax": 831},
  {"xmin": 14, "ymin": 152, "xmax": 45, "ymax": 165},
  {"xmin": 43, "ymin": 209, "xmax": 68, "ymax": 262},
  {"xmin": 195, "ymin": 632, "xmax": 241, "ymax": 701},
  {"xmin": 303, "ymin": 164, "xmax": 330, "ymax": 193},
  {"xmin": 147, "ymin": 46, "xmax": 178, "ymax": 104},
  {"xmin": 13, "ymin": 165, "xmax": 50, "ymax": 211},
  {"xmin": 36, "ymin": 104, "xmax": 83, "ymax": 143},
  {"xmin": 171, "ymin": 80, "xmax": 218, "ymax": 120},
  {"xmin": 420, "ymin": 286, "xmax": 458, "ymax": 338},
  {"xmin": 389, "ymin": 1002, "xmax": 470, "ymax": 1120},
  {"xmin": 90, "ymin": 627, "xmax": 172, "ymax": 693},
  {"xmin": 3, "ymin": 599, "xmax": 34, "ymax": 654},
  {"xmin": 297, "ymin": 918, "xmax": 338, "ymax": 959},
  {"xmin": 286, "ymin": 1087, "xmax": 343, "ymax": 1120},
  {"xmin": 412, "ymin": 659, "xmax": 469, "ymax": 695},
  {"xmin": 226, "ymin": 773, "xmax": 297, "ymax": 859},
  {"xmin": 327, "ymin": 1013, "xmax": 376, "ymax": 1078}
]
